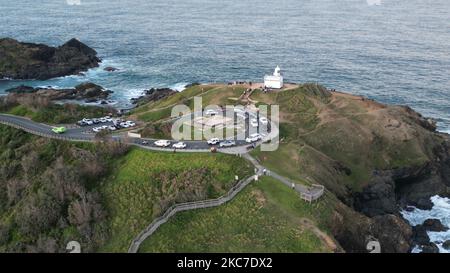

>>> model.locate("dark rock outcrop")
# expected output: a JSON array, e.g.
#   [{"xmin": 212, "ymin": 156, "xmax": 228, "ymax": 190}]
[
  {"xmin": 443, "ymin": 240, "xmax": 450, "ymax": 250},
  {"xmin": 421, "ymin": 243, "xmax": 440, "ymax": 253},
  {"xmin": 412, "ymin": 225, "xmax": 431, "ymax": 246},
  {"xmin": 422, "ymin": 219, "xmax": 448, "ymax": 232},
  {"xmin": 0, "ymin": 38, "xmax": 100, "ymax": 80},
  {"xmin": 6, "ymin": 82, "xmax": 112, "ymax": 103},
  {"xmin": 104, "ymin": 66, "xmax": 118, "ymax": 72},
  {"xmin": 130, "ymin": 88, "xmax": 176, "ymax": 106}
]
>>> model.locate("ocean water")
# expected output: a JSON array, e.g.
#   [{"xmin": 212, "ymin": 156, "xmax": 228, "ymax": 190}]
[
  {"xmin": 0, "ymin": 0, "xmax": 449, "ymax": 132},
  {"xmin": 402, "ymin": 196, "xmax": 450, "ymax": 253}
]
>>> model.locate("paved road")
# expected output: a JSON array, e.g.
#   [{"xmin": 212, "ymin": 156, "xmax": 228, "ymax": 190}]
[{"xmin": 0, "ymin": 113, "xmax": 255, "ymax": 151}]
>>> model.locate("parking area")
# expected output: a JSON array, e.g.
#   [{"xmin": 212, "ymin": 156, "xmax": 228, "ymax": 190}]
[{"xmin": 76, "ymin": 116, "xmax": 137, "ymax": 134}]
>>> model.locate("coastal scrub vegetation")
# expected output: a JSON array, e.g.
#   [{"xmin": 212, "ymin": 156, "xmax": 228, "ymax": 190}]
[{"xmin": 0, "ymin": 125, "xmax": 252, "ymax": 252}]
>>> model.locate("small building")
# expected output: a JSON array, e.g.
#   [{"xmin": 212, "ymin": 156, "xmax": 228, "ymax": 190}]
[{"xmin": 264, "ymin": 66, "xmax": 284, "ymax": 89}]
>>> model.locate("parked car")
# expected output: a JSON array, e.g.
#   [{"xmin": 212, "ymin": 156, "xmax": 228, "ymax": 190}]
[
  {"xmin": 52, "ymin": 127, "xmax": 66, "ymax": 134},
  {"xmin": 108, "ymin": 125, "xmax": 117, "ymax": 131},
  {"xmin": 92, "ymin": 118, "xmax": 100, "ymax": 124},
  {"xmin": 141, "ymin": 140, "xmax": 149, "ymax": 145},
  {"xmin": 92, "ymin": 127, "xmax": 102, "ymax": 133},
  {"xmin": 246, "ymin": 133, "xmax": 262, "ymax": 143},
  {"xmin": 250, "ymin": 119, "xmax": 258, "ymax": 127},
  {"xmin": 119, "ymin": 122, "xmax": 130, "ymax": 128},
  {"xmin": 126, "ymin": 121, "xmax": 136, "ymax": 127},
  {"xmin": 77, "ymin": 120, "xmax": 87, "ymax": 126},
  {"xmin": 259, "ymin": 117, "xmax": 268, "ymax": 125},
  {"xmin": 154, "ymin": 140, "xmax": 171, "ymax": 147},
  {"xmin": 207, "ymin": 138, "xmax": 220, "ymax": 145},
  {"xmin": 172, "ymin": 142, "xmax": 187, "ymax": 149},
  {"xmin": 219, "ymin": 140, "xmax": 236, "ymax": 148},
  {"xmin": 205, "ymin": 109, "xmax": 218, "ymax": 116}
]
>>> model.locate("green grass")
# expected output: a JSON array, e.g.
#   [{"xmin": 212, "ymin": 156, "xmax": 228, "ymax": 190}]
[
  {"xmin": 138, "ymin": 176, "xmax": 334, "ymax": 253},
  {"xmin": 251, "ymin": 143, "xmax": 309, "ymax": 184},
  {"xmin": 99, "ymin": 148, "xmax": 253, "ymax": 252}
]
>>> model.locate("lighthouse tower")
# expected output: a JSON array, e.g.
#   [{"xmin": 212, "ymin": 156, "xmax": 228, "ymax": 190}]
[{"xmin": 264, "ymin": 66, "xmax": 284, "ymax": 89}]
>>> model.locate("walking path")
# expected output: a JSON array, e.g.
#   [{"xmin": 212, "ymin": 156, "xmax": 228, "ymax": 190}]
[{"xmin": 128, "ymin": 153, "xmax": 324, "ymax": 252}]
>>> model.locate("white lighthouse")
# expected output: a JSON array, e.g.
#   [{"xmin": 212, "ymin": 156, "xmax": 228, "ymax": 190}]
[{"xmin": 264, "ymin": 66, "xmax": 284, "ymax": 89}]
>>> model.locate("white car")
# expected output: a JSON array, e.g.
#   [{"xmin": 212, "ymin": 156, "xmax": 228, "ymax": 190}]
[
  {"xmin": 119, "ymin": 122, "xmax": 130, "ymax": 128},
  {"xmin": 172, "ymin": 142, "xmax": 187, "ymax": 149},
  {"xmin": 205, "ymin": 109, "xmax": 219, "ymax": 116},
  {"xmin": 259, "ymin": 117, "xmax": 268, "ymax": 125},
  {"xmin": 207, "ymin": 138, "xmax": 220, "ymax": 145},
  {"xmin": 154, "ymin": 140, "xmax": 171, "ymax": 147},
  {"xmin": 92, "ymin": 127, "xmax": 101, "ymax": 133},
  {"xmin": 236, "ymin": 113, "xmax": 247, "ymax": 120},
  {"xmin": 108, "ymin": 125, "xmax": 117, "ymax": 131},
  {"xmin": 126, "ymin": 121, "xmax": 136, "ymax": 127},
  {"xmin": 246, "ymin": 133, "xmax": 262, "ymax": 143},
  {"xmin": 234, "ymin": 107, "xmax": 245, "ymax": 114},
  {"xmin": 99, "ymin": 117, "xmax": 107, "ymax": 123},
  {"xmin": 250, "ymin": 119, "xmax": 258, "ymax": 127}
]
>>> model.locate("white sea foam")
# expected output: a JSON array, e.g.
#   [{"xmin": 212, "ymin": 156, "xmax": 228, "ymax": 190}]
[
  {"xmin": 170, "ymin": 82, "xmax": 189, "ymax": 92},
  {"xmin": 401, "ymin": 195, "xmax": 450, "ymax": 253}
]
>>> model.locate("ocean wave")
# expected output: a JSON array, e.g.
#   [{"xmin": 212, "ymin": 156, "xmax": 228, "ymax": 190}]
[
  {"xmin": 401, "ymin": 196, "xmax": 450, "ymax": 253},
  {"xmin": 169, "ymin": 82, "xmax": 189, "ymax": 92}
]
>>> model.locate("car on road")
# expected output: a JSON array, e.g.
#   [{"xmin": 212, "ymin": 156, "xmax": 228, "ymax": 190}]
[
  {"xmin": 250, "ymin": 118, "xmax": 258, "ymax": 127},
  {"xmin": 205, "ymin": 109, "xmax": 219, "ymax": 116},
  {"xmin": 52, "ymin": 127, "xmax": 66, "ymax": 134},
  {"xmin": 236, "ymin": 113, "xmax": 247, "ymax": 120},
  {"xmin": 172, "ymin": 142, "xmax": 187, "ymax": 149},
  {"xmin": 93, "ymin": 126, "xmax": 108, "ymax": 133},
  {"xmin": 154, "ymin": 140, "xmax": 171, "ymax": 147},
  {"xmin": 207, "ymin": 138, "xmax": 220, "ymax": 145},
  {"xmin": 259, "ymin": 117, "xmax": 268, "ymax": 125},
  {"xmin": 246, "ymin": 133, "xmax": 262, "ymax": 143},
  {"xmin": 141, "ymin": 140, "xmax": 149, "ymax": 145},
  {"xmin": 219, "ymin": 140, "xmax": 236, "ymax": 148}
]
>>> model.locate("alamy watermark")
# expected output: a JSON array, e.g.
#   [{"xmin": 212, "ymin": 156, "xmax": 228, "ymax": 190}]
[{"xmin": 170, "ymin": 97, "xmax": 279, "ymax": 152}]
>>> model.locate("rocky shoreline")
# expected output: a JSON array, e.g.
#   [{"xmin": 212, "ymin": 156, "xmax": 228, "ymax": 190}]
[
  {"xmin": 130, "ymin": 87, "xmax": 177, "ymax": 106},
  {"xmin": 5, "ymin": 82, "xmax": 113, "ymax": 104},
  {"xmin": 0, "ymin": 38, "xmax": 100, "ymax": 80}
]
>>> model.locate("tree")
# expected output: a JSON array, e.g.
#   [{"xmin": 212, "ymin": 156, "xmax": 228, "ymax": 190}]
[{"xmin": 21, "ymin": 151, "xmax": 39, "ymax": 178}]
